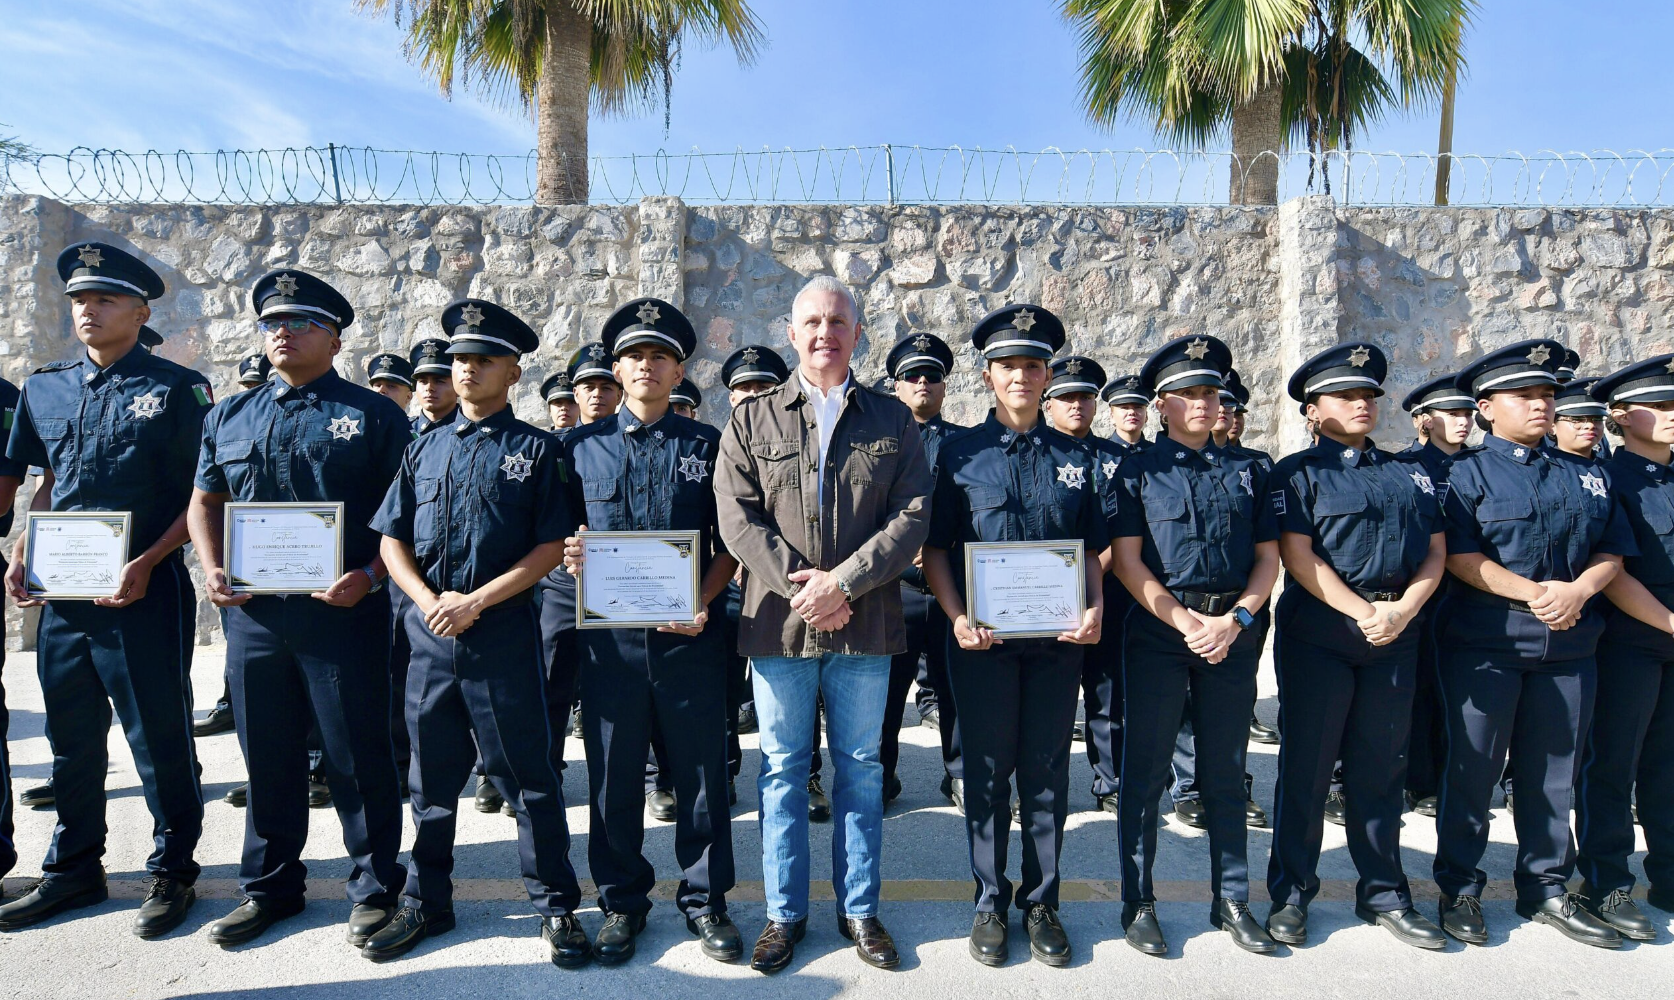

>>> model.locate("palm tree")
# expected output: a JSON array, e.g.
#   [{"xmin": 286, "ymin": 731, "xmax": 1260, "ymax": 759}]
[
  {"xmin": 361, "ymin": 1, "xmax": 764, "ymax": 204},
  {"xmin": 1063, "ymin": 0, "xmax": 1474, "ymax": 205}
]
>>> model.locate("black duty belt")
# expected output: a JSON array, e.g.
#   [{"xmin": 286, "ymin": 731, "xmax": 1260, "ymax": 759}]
[
  {"xmin": 1456, "ymin": 587, "xmax": 1533, "ymax": 614},
  {"xmin": 1171, "ymin": 589, "xmax": 1243, "ymax": 615},
  {"xmin": 1353, "ymin": 587, "xmax": 1404, "ymax": 603}
]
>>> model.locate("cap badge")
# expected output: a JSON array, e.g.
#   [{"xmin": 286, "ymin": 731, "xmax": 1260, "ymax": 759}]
[
  {"xmin": 1526, "ymin": 344, "xmax": 1552, "ymax": 366},
  {"xmin": 459, "ymin": 303, "xmax": 485, "ymax": 329},
  {"xmin": 77, "ymin": 246, "xmax": 104, "ymax": 268},
  {"xmin": 741, "ymin": 346, "xmax": 760, "ymax": 365},
  {"xmin": 913, "ymin": 334, "xmax": 932, "ymax": 351},
  {"xmin": 1065, "ymin": 359, "xmax": 1083, "ymax": 375},
  {"xmin": 1665, "ymin": 358, "xmax": 1674, "ymax": 373},
  {"xmin": 636, "ymin": 301, "xmax": 661, "ymax": 325},
  {"xmin": 1349, "ymin": 346, "xmax": 1371, "ymax": 368},
  {"xmin": 274, "ymin": 273, "xmax": 300, "ymax": 296},
  {"xmin": 588, "ymin": 344, "xmax": 606, "ymax": 360},
  {"xmin": 1012, "ymin": 308, "xmax": 1037, "ymax": 332},
  {"xmin": 1185, "ymin": 338, "xmax": 1209, "ymax": 360}
]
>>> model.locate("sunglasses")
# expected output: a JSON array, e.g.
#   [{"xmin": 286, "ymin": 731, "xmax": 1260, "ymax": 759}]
[
  {"xmin": 257, "ymin": 317, "xmax": 333, "ymax": 335},
  {"xmin": 896, "ymin": 369, "xmax": 944, "ymax": 384}
]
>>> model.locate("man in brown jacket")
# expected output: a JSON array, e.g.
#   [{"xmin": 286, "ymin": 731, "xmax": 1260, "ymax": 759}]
[{"xmin": 715, "ymin": 275, "xmax": 932, "ymax": 974}]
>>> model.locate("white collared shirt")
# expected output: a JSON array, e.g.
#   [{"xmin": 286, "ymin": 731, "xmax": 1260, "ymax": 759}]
[{"xmin": 798, "ymin": 368, "xmax": 850, "ymax": 506}]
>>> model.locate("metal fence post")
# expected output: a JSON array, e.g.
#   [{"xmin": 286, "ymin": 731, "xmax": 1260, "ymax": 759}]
[
  {"xmin": 327, "ymin": 143, "xmax": 343, "ymax": 203},
  {"xmin": 884, "ymin": 143, "xmax": 896, "ymax": 206}
]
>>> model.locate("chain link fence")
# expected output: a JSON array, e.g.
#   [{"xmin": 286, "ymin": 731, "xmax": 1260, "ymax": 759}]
[{"xmin": 5, "ymin": 144, "xmax": 1674, "ymax": 207}]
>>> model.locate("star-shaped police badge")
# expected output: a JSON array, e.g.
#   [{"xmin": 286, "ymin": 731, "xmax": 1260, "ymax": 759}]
[
  {"xmin": 1513, "ymin": 446, "xmax": 1527, "ymax": 458},
  {"xmin": 328, "ymin": 415, "xmax": 361, "ymax": 441},
  {"xmin": 1410, "ymin": 471, "xmax": 1436, "ymax": 495},
  {"xmin": 1011, "ymin": 308, "xmax": 1036, "ymax": 333},
  {"xmin": 636, "ymin": 301, "xmax": 661, "ymax": 325},
  {"xmin": 741, "ymin": 346, "xmax": 760, "ymax": 365},
  {"xmin": 1056, "ymin": 463, "xmax": 1086, "ymax": 489},
  {"xmin": 1185, "ymin": 338, "xmax": 1209, "ymax": 360},
  {"xmin": 1579, "ymin": 472, "xmax": 1608, "ymax": 498},
  {"xmin": 274, "ymin": 273, "xmax": 300, "ymax": 296},
  {"xmin": 1527, "ymin": 344, "xmax": 1552, "ymax": 366},
  {"xmin": 460, "ymin": 304, "xmax": 485, "ymax": 328},
  {"xmin": 501, "ymin": 452, "xmax": 533, "ymax": 482},
  {"xmin": 913, "ymin": 334, "xmax": 932, "ymax": 351},
  {"xmin": 1066, "ymin": 359, "xmax": 1083, "ymax": 375},
  {"xmin": 77, "ymin": 245, "xmax": 103, "ymax": 268},
  {"xmin": 127, "ymin": 392, "xmax": 163, "ymax": 419},
  {"xmin": 1239, "ymin": 468, "xmax": 1254, "ymax": 496},
  {"xmin": 588, "ymin": 344, "xmax": 606, "ymax": 360},
  {"xmin": 678, "ymin": 454, "xmax": 709, "ymax": 482},
  {"xmin": 1102, "ymin": 459, "xmax": 1118, "ymax": 480},
  {"xmin": 1349, "ymin": 346, "xmax": 1372, "ymax": 367}
]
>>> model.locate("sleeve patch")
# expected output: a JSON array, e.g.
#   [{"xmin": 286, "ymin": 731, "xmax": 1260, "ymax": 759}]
[
  {"xmin": 192, "ymin": 384, "xmax": 214, "ymax": 406},
  {"xmin": 1270, "ymin": 490, "xmax": 1286, "ymax": 515}
]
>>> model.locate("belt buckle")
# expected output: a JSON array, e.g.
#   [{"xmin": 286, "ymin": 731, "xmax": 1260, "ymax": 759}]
[{"xmin": 1203, "ymin": 593, "xmax": 1227, "ymax": 616}]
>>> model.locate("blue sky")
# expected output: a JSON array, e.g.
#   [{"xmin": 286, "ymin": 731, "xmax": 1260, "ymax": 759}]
[{"xmin": 1, "ymin": 0, "xmax": 1667, "ymax": 160}]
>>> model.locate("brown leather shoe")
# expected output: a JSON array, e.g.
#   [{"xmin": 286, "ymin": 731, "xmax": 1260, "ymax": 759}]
[
  {"xmin": 838, "ymin": 915, "xmax": 900, "ymax": 969},
  {"xmin": 750, "ymin": 918, "xmax": 806, "ymax": 974}
]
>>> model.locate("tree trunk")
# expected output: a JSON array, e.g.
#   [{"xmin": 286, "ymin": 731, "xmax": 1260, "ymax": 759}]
[
  {"xmin": 1435, "ymin": 64, "xmax": 1457, "ymax": 206},
  {"xmin": 1229, "ymin": 81, "xmax": 1284, "ymax": 205},
  {"xmin": 536, "ymin": 2, "xmax": 592, "ymax": 205}
]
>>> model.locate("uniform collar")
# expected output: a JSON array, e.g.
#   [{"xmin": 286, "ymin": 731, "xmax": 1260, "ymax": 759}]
[
  {"xmin": 273, "ymin": 366, "xmax": 342, "ymax": 403},
  {"xmin": 453, "ymin": 404, "xmax": 516, "ymax": 437},
  {"xmin": 1313, "ymin": 436, "xmax": 1377, "ymax": 467},
  {"xmin": 1419, "ymin": 441, "xmax": 1455, "ymax": 465},
  {"xmin": 420, "ymin": 405, "xmax": 458, "ymax": 430},
  {"xmin": 80, "ymin": 342, "xmax": 149, "ymax": 385},
  {"xmin": 1160, "ymin": 436, "xmax": 1221, "ymax": 466},
  {"xmin": 985, "ymin": 409, "xmax": 1047, "ymax": 451},
  {"xmin": 1484, "ymin": 433, "xmax": 1542, "ymax": 464},
  {"xmin": 1610, "ymin": 448, "xmax": 1671, "ymax": 483},
  {"xmin": 620, "ymin": 408, "xmax": 671, "ymax": 437}
]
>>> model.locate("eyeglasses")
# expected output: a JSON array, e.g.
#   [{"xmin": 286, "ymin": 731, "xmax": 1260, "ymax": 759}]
[
  {"xmin": 896, "ymin": 369, "xmax": 944, "ymax": 384},
  {"xmin": 257, "ymin": 317, "xmax": 333, "ymax": 335},
  {"xmin": 1556, "ymin": 415, "xmax": 1603, "ymax": 425}
]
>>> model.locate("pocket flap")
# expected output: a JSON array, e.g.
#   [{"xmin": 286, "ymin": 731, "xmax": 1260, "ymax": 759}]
[
  {"xmin": 583, "ymin": 477, "xmax": 618, "ymax": 501},
  {"xmin": 416, "ymin": 478, "xmax": 442, "ymax": 502},
  {"xmin": 33, "ymin": 417, "xmax": 69, "ymax": 440},
  {"xmin": 1314, "ymin": 491, "xmax": 1369, "ymax": 516},
  {"xmin": 850, "ymin": 436, "xmax": 900, "ymax": 456},
  {"xmin": 1478, "ymin": 497, "xmax": 1532, "ymax": 521},
  {"xmin": 217, "ymin": 438, "xmax": 256, "ymax": 462},
  {"xmin": 966, "ymin": 485, "xmax": 1008, "ymax": 510},
  {"xmin": 749, "ymin": 439, "xmax": 799, "ymax": 462},
  {"xmin": 1143, "ymin": 495, "xmax": 1188, "ymax": 521}
]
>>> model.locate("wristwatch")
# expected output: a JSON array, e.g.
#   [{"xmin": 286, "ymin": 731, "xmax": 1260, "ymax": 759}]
[
  {"xmin": 1232, "ymin": 606, "xmax": 1256, "ymax": 631},
  {"xmin": 837, "ymin": 578, "xmax": 854, "ymax": 603},
  {"xmin": 361, "ymin": 564, "xmax": 386, "ymax": 594}
]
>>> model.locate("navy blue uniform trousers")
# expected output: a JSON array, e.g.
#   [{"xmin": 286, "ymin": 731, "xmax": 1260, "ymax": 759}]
[
  {"xmin": 38, "ymin": 555, "xmax": 202, "ymax": 882},
  {"xmin": 1268, "ymin": 589, "xmax": 1420, "ymax": 911},
  {"xmin": 403, "ymin": 601, "xmax": 580, "ymax": 917},
  {"xmin": 1083, "ymin": 577, "xmax": 1131, "ymax": 799},
  {"xmin": 538, "ymin": 575, "xmax": 581, "ymax": 774},
  {"xmin": 1170, "ymin": 608, "xmax": 1265, "ymax": 804},
  {"xmin": 388, "ymin": 585, "xmax": 414, "ymax": 771},
  {"xmin": 1434, "ymin": 602, "xmax": 1596, "ymax": 903},
  {"xmin": 1404, "ymin": 596, "xmax": 1447, "ymax": 800},
  {"xmin": 581, "ymin": 624, "xmax": 733, "ymax": 918},
  {"xmin": 883, "ymin": 582, "xmax": 957, "ymax": 787},
  {"xmin": 1121, "ymin": 608, "xmax": 1260, "ymax": 902},
  {"xmin": 1578, "ymin": 613, "xmax": 1674, "ymax": 895},
  {"xmin": 948, "ymin": 638, "xmax": 1081, "ymax": 912},
  {"xmin": 227, "ymin": 591, "xmax": 404, "ymax": 905}
]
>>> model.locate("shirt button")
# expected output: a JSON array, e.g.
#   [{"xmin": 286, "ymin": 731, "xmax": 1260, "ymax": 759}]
[{"xmin": 807, "ymin": 515, "xmax": 819, "ymax": 525}]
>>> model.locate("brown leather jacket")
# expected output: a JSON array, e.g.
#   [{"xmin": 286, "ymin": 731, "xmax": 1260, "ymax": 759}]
[{"xmin": 715, "ymin": 373, "xmax": 932, "ymax": 657}]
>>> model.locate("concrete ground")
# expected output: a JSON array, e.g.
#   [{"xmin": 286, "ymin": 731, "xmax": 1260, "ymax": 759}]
[{"xmin": 1, "ymin": 642, "xmax": 1670, "ymax": 1000}]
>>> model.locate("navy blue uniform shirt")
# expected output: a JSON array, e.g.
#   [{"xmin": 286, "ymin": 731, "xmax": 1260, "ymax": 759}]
[
  {"xmin": 411, "ymin": 406, "xmax": 458, "ymax": 438},
  {"xmin": 7, "ymin": 344, "xmax": 213, "ymax": 558},
  {"xmin": 927, "ymin": 411, "xmax": 1110, "ymax": 604},
  {"xmin": 196, "ymin": 367, "xmax": 409, "ymax": 569},
  {"xmin": 1399, "ymin": 441, "xmax": 1456, "ymax": 504},
  {"xmin": 1442, "ymin": 434, "xmax": 1636, "ymax": 583},
  {"xmin": 1604, "ymin": 450, "xmax": 1674, "ymax": 604},
  {"xmin": 562, "ymin": 409, "xmax": 728, "ymax": 572},
  {"xmin": 1113, "ymin": 438, "xmax": 1280, "ymax": 593},
  {"xmin": 372, "ymin": 406, "xmax": 570, "ymax": 605},
  {"xmin": 901, "ymin": 413, "xmax": 966, "ymax": 590},
  {"xmin": 1272, "ymin": 440, "xmax": 1443, "ymax": 591},
  {"xmin": 1230, "ymin": 442, "xmax": 1274, "ymax": 472},
  {"xmin": 0, "ymin": 378, "xmax": 27, "ymax": 537}
]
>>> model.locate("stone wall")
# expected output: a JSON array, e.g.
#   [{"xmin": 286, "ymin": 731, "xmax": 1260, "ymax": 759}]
[{"xmin": 3, "ymin": 192, "xmax": 1673, "ymax": 642}]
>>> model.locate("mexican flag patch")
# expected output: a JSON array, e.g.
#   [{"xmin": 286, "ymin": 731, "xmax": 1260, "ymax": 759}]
[{"xmin": 193, "ymin": 384, "xmax": 214, "ymax": 406}]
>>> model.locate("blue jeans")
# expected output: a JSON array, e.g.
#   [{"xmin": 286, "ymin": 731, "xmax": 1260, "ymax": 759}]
[{"xmin": 751, "ymin": 653, "xmax": 890, "ymax": 922}]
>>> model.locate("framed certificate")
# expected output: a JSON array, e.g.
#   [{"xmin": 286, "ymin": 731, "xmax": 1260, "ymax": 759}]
[
  {"xmin": 224, "ymin": 502, "xmax": 345, "ymax": 594},
  {"xmin": 964, "ymin": 540, "xmax": 1086, "ymax": 638},
  {"xmin": 23, "ymin": 511, "xmax": 131, "ymax": 599},
  {"xmin": 577, "ymin": 530, "xmax": 702, "ymax": 629}
]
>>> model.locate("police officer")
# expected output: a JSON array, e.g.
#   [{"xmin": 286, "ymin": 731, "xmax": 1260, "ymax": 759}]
[
  {"xmin": 1553, "ymin": 377, "xmax": 1608, "ymax": 460},
  {"xmin": 388, "ymin": 338, "xmax": 460, "ymax": 791},
  {"xmin": 0, "ymin": 243, "xmax": 211, "ymax": 937},
  {"xmin": 572, "ymin": 342, "xmax": 623, "ymax": 423},
  {"xmin": 1262, "ymin": 343, "xmax": 1448, "ymax": 950},
  {"xmin": 366, "ymin": 352, "xmax": 414, "ymax": 412},
  {"xmin": 1433, "ymin": 339, "xmax": 1633, "ymax": 949},
  {"xmin": 921, "ymin": 305, "xmax": 1104, "ymax": 967},
  {"xmin": 1110, "ymin": 335, "xmax": 1281, "ymax": 957},
  {"xmin": 190, "ymin": 269, "xmax": 408, "ymax": 948},
  {"xmin": 1574, "ymin": 357, "xmax": 1674, "ymax": 939},
  {"xmin": 543, "ymin": 371, "xmax": 579, "ymax": 431},
  {"xmin": 1101, "ymin": 374, "xmax": 1150, "ymax": 453},
  {"xmin": 559, "ymin": 297, "xmax": 740, "ymax": 965},
  {"xmin": 0, "ymin": 377, "xmax": 25, "ymax": 888},
  {"xmin": 670, "ymin": 378, "xmax": 702, "ymax": 419},
  {"xmin": 716, "ymin": 346, "xmax": 792, "ymax": 792},
  {"xmin": 1043, "ymin": 354, "xmax": 1128, "ymax": 815},
  {"xmin": 882, "ymin": 332, "xmax": 966, "ymax": 808},
  {"xmin": 237, "ymin": 352, "xmax": 274, "ymax": 390},
  {"xmin": 1224, "ymin": 370, "xmax": 1272, "ymax": 470},
  {"xmin": 367, "ymin": 298, "xmax": 589, "ymax": 966},
  {"xmin": 1397, "ymin": 374, "xmax": 1477, "ymax": 819}
]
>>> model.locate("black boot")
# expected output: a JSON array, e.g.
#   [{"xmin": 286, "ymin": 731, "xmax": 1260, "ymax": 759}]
[
  {"xmin": 1122, "ymin": 901, "xmax": 1166, "ymax": 956},
  {"xmin": 1516, "ymin": 893, "xmax": 1622, "ymax": 949},
  {"xmin": 593, "ymin": 911, "xmax": 647, "ymax": 965},
  {"xmin": 686, "ymin": 912, "xmax": 744, "ymax": 963},
  {"xmin": 1210, "ymin": 898, "xmax": 1277, "ymax": 954},
  {"xmin": 0, "ymin": 872, "xmax": 108, "ymax": 930},
  {"xmin": 1355, "ymin": 905, "xmax": 1447, "ymax": 950},
  {"xmin": 1024, "ymin": 903, "xmax": 1071, "ymax": 966},
  {"xmin": 1584, "ymin": 886, "xmax": 1657, "ymax": 942},
  {"xmin": 1439, "ymin": 893, "xmax": 1487, "ymax": 945},
  {"xmin": 474, "ymin": 775, "xmax": 504, "ymax": 814},
  {"xmin": 1265, "ymin": 903, "xmax": 1307, "ymax": 946},
  {"xmin": 207, "ymin": 897, "xmax": 307, "ymax": 946},
  {"xmin": 362, "ymin": 905, "xmax": 454, "ymax": 961},
  {"xmin": 968, "ymin": 911, "xmax": 1008, "ymax": 966},
  {"xmin": 544, "ymin": 913, "xmax": 592, "ymax": 968},
  {"xmin": 132, "ymin": 875, "xmax": 195, "ymax": 939}
]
